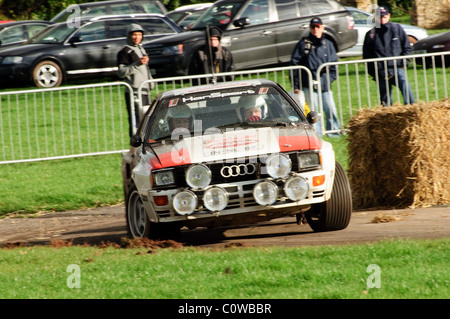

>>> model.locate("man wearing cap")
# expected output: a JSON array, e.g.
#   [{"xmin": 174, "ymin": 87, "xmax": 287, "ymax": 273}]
[
  {"xmin": 190, "ymin": 26, "xmax": 234, "ymax": 83},
  {"xmin": 117, "ymin": 23, "xmax": 154, "ymax": 137},
  {"xmin": 363, "ymin": 6, "xmax": 415, "ymax": 106},
  {"xmin": 291, "ymin": 17, "xmax": 340, "ymax": 137}
]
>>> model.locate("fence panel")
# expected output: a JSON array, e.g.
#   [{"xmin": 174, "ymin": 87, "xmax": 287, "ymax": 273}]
[
  {"xmin": 0, "ymin": 82, "xmax": 133, "ymax": 164},
  {"xmin": 1, "ymin": 52, "xmax": 448, "ymax": 164},
  {"xmin": 315, "ymin": 52, "xmax": 449, "ymax": 134}
]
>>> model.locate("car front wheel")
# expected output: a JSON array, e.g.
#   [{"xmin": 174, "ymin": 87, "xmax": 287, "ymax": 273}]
[
  {"xmin": 126, "ymin": 186, "xmax": 151, "ymax": 238},
  {"xmin": 306, "ymin": 161, "xmax": 352, "ymax": 232},
  {"xmin": 32, "ymin": 60, "xmax": 63, "ymax": 88}
]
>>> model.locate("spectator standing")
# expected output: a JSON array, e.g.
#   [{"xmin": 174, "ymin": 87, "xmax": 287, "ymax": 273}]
[
  {"xmin": 363, "ymin": 6, "xmax": 415, "ymax": 106},
  {"xmin": 190, "ymin": 26, "xmax": 234, "ymax": 83},
  {"xmin": 291, "ymin": 17, "xmax": 340, "ymax": 137},
  {"xmin": 117, "ymin": 23, "xmax": 153, "ymax": 137}
]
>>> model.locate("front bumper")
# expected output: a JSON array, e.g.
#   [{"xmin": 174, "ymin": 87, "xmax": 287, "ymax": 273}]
[
  {"xmin": 0, "ymin": 64, "xmax": 30, "ymax": 82},
  {"xmin": 146, "ymin": 168, "xmax": 330, "ymax": 224}
]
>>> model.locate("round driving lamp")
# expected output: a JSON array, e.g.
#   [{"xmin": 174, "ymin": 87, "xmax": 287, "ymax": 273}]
[
  {"xmin": 253, "ymin": 181, "xmax": 278, "ymax": 206},
  {"xmin": 284, "ymin": 176, "xmax": 309, "ymax": 201},
  {"xmin": 173, "ymin": 191, "xmax": 197, "ymax": 215},
  {"xmin": 186, "ymin": 164, "xmax": 212, "ymax": 189},
  {"xmin": 266, "ymin": 154, "xmax": 292, "ymax": 179},
  {"xmin": 203, "ymin": 187, "xmax": 228, "ymax": 212}
]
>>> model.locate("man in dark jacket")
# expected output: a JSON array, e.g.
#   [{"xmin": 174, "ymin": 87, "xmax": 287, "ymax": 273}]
[
  {"xmin": 117, "ymin": 24, "xmax": 153, "ymax": 137},
  {"xmin": 190, "ymin": 26, "xmax": 234, "ymax": 83},
  {"xmin": 291, "ymin": 17, "xmax": 340, "ymax": 137},
  {"xmin": 363, "ymin": 6, "xmax": 415, "ymax": 106}
]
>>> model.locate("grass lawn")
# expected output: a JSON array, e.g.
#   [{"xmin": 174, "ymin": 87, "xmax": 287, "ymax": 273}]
[{"xmin": 0, "ymin": 238, "xmax": 448, "ymax": 299}]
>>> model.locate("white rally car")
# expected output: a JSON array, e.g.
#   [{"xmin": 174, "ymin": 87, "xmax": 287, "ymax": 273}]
[{"xmin": 121, "ymin": 79, "xmax": 352, "ymax": 238}]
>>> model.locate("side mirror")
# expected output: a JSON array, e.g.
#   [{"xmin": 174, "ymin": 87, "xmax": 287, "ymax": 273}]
[
  {"xmin": 68, "ymin": 36, "xmax": 82, "ymax": 44},
  {"xmin": 307, "ymin": 111, "xmax": 319, "ymax": 124},
  {"xmin": 233, "ymin": 17, "xmax": 250, "ymax": 28},
  {"xmin": 130, "ymin": 135, "xmax": 142, "ymax": 147}
]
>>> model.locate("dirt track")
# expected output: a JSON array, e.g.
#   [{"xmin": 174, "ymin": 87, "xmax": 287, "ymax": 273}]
[{"xmin": 0, "ymin": 204, "xmax": 449, "ymax": 248}]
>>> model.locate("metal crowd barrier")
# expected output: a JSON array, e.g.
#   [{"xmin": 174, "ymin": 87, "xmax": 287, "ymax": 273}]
[{"xmin": 1, "ymin": 51, "xmax": 448, "ymax": 164}]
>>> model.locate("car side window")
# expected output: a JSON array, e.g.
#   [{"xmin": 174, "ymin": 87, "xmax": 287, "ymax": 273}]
[
  {"xmin": 297, "ymin": 0, "xmax": 333, "ymax": 16},
  {"xmin": 351, "ymin": 10, "xmax": 371, "ymax": 25},
  {"xmin": 275, "ymin": 0, "xmax": 299, "ymax": 20},
  {"xmin": 140, "ymin": 19, "xmax": 178, "ymax": 34},
  {"xmin": 0, "ymin": 25, "xmax": 25, "ymax": 45},
  {"xmin": 240, "ymin": 0, "xmax": 270, "ymax": 25},
  {"xmin": 76, "ymin": 22, "xmax": 107, "ymax": 42},
  {"xmin": 26, "ymin": 24, "xmax": 48, "ymax": 39},
  {"xmin": 110, "ymin": 4, "xmax": 136, "ymax": 15},
  {"xmin": 140, "ymin": 2, "xmax": 166, "ymax": 15}
]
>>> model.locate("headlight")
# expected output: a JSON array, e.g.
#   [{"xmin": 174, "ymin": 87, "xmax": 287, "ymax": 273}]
[
  {"xmin": 2, "ymin": 56, "xmax": 23, "ymax": 64},
  {"xmin": 265, "ymin": 154, "xmax": 292, "ymax": 178},
  {"xmin": 152, "ymin": 169, "xmax": 175, "ymax": 186},
  {"xmin": 284, "ymin": 176, "xmax": 309, "ymax": 201},
  {"xmin": 253, "ymin": 181, "xmax": 278, "ymax": 206},
  {"xmin": 203, "ymin": 187, "xmax": 228, "ymax": 212},
  {"xmin": 162, "ymin": 44, "xmax": 183, "ymax": 55},
  {"xmin": 173, "ymin": 190, "xmax": 197, "ymax": 215},
  {"xmin": 186, "ymin": 164, "xmax": 212, "ymax": 189},
  {"xmin": 298, "ymin": 152, "xmax": 321, "ymax": 169}
]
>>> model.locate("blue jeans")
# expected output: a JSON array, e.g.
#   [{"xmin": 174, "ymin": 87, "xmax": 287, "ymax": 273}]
[
  {"xmin": 303, "ymin": 87, "xmax": 340, "ymax": 137},
  {"xmin": 379, "ymin": 68, "xmax": 415, "ymax": 106}
]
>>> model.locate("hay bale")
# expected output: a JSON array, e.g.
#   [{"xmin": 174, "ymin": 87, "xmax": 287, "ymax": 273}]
[{"xmin": 346, "ymin": 99, "xmax": 450, "ymax": 209}]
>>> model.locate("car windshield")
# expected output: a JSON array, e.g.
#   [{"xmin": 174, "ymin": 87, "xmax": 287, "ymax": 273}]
[
  {"xmin": 147, "ymin": 85, "xmax": 304, "ymax": 142},
  {"xmin": 190, "ymin": 0, "xmax": 243, "ymax": 30},
  {"xmin": 28, "ymin": 23, "xmax": 75, "ymax": 44}
]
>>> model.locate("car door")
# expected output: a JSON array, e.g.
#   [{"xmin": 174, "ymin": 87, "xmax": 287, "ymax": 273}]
[
  {"xmin": 63, "ymin": 21, "xmax": 122, "ymax": 76},
  {"xmin": 224, "ymin": 0, "xmax": 277, "ymax": 69},
  {"xmin": 273, "ymin": 0, "xmax": 310, "ymax": 64}
]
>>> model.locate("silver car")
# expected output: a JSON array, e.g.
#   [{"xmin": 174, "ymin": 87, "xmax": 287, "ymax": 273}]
[{"xmin": 339, "ymin": 7, "xmax": 428, "ymax": 57}]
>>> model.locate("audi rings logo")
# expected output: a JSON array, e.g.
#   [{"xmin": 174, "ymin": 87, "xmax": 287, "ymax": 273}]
[{"xmin": 220, "ymin": 163, "xmax": 256, "ymax": 178}]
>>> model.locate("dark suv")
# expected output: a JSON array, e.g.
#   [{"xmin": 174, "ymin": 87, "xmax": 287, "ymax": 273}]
[{"xmin": 145, "ymin": 0, "xmax": 357, "ymax": 77}]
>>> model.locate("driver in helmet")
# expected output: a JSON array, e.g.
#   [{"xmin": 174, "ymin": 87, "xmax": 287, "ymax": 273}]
[
  {"xmin": 167, "ymin": 104, "xmax": 194, "ymax": 131},
  {"xmin": 237, "ymin": 95, "xmax": 267, "ymax": 122}
]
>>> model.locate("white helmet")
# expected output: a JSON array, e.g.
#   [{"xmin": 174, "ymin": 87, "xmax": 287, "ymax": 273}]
[
  {"xmin": 166, "ymin": 104, "xmax": 194, "ymax": 130},
  {"xmin": 237, "ymin": 95, "xmax": 268, "ymax": 121}
]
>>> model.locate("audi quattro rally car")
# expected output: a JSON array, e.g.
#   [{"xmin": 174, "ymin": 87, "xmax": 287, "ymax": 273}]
[{"xmin": 121, "ymin": 79, "xmax": 352, "ymax": 238}]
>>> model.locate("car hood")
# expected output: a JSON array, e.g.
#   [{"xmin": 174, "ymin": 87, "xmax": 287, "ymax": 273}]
[
  {"xmin": 414, "ymin": 31, "xmax": 450, "ymax": 50},
  {"xmin": 147, "ymin": 126, "xmax": 321, "ymax": 169},
  {"xmin": 0, "ymin": 43, "xmax": 60, "ymax": 57}
]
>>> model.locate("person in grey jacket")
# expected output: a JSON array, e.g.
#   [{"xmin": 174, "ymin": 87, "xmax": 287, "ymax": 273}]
[{"xmin": 117, "ymin": 23, "xmax": 153, "ymax": 137}]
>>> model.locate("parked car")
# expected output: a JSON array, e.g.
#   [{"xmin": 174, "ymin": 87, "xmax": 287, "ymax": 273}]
[
  {"xmin": 413, "ymin": 31, "xmax": 450, "ymax": 66},
  {"xmin": 166, "ymin": 3, "xmax": 213, "ymax": 30},
  {"xmin": 339, "ymin": 6, "xmax": 428, "ymax": 57},
  {"xmin": 145, "ymin": 0, "xmax": 357, "ymax": 77},
  {"xmin": 51, "ymin": 0, "xmax": 167, "ymax": 23},
  {"xmin": 0, "ymin": 14, "xmax": 183, "ymax": 88},
  {"xmin": 122, "ymin": 78, "xmax": 352, "ymax": 239},
  {"xmin": 0, "ymin": 20, "xmax": 51, "ymax": 49}
]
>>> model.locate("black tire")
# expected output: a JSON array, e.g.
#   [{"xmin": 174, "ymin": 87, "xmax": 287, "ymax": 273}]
[
  {"xmin": 126, "ymin": 186, "xmax": 151, "ymax": 238},
  {"xmin": 126, "ymin": 185, "xmax": 180, "ymax": 239},
  {"xmin": 32, "ymin": 60, "xmax": 63, "ymax": 88},
  {"xmin": 306, "ymin": 161, "xmax": 352, "ymax": 232}
]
